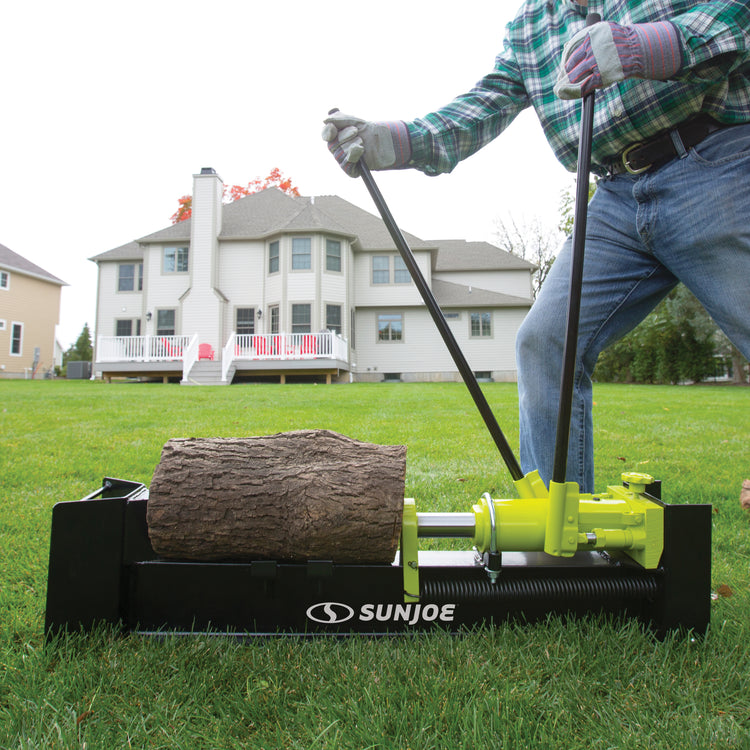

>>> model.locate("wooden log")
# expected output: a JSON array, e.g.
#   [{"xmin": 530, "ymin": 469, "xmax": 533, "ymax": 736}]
[
  {"xmin": 741, "ymin": 479, "xmax": 750, "ymax": 511},
  {"xmin": 146, "ymin": 429, "xmax": 406, "ymax": 563}
]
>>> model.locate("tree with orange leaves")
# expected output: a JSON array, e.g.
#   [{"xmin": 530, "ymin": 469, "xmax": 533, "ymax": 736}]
[{"xmin": 170, "ymin": 167, "xmax": 300, "ymax": 223}]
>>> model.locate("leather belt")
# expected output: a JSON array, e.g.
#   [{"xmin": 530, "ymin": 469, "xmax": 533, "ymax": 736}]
[{"xmin": 607, "ymin": 116, "xmax": 726, "ymax": 176}]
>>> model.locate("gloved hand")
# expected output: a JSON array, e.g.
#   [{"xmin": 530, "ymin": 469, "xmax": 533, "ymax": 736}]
[
  {"xmin": 322, "ymin": 111, "xmax": 411, "ymax": 177},
  {"xmin": 555, "ymin": 20, "xmax": 682, "ymax": 100}
]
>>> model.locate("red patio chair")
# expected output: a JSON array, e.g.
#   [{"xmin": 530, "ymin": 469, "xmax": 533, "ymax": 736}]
[
  {"xmin": 302, "ymin": 335, "xmax": 317, "ymax": 355},
  {"xmin": 198, "ymin": 343, "xmax": 215, "ymax": 360}
]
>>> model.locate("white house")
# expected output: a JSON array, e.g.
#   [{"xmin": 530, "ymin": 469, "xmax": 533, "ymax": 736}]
[{"xmin": 90, "ymin": 168, "xmax": 535, "ymax": 385}]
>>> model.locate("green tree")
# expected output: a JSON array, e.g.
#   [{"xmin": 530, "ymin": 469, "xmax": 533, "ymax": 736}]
[
  {"xmin": 497, "ymin": 179, "xmax": 748, "ymax": 383},
  {"xmin": 594, "ymin": 286, "xmax": 736, "ymax": 384},
  {"xmin": 64, "ymin": 323, "xmax": 93, "ymax": 364}
]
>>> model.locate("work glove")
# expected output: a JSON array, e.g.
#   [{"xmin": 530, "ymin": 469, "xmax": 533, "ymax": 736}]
[
  {"xmin": 555, "ymin": 20, "xmax": 682, "ymax": 100},
  {"xmin": 322, "ymin": 111, "xmax": 412, "ymax": 177}
]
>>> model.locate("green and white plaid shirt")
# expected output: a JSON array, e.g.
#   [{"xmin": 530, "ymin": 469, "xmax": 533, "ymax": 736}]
[{"xmin": 406, "ymin": 0, "xmax": 750, "ymax": 176}]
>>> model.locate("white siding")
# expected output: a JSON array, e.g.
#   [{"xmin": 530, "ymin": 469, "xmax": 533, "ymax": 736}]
[
  {"xmin": 219, "ymin": 240, "xmax": 265, "ymax": 345},
  {"xmin": 96, "ymin": 260, "xmax": 145, "ymax": 336},
  {"xmin": 143, "ymin": 245, "xmax": 190, "ymax": 335},
  {"xmin": 354, "ymin": 307, "xmax": 526, "ymax": 379},
  {"xmin": 182, "ymin": 171, "xmax": 223, "ymax": 347},
  {"xmin": 353, "ymin": 250, "xmax": 430, "ymax": 307},
  {"xmin": 96, "ymin": 262, "xmax": 144, "ymax": 336}
]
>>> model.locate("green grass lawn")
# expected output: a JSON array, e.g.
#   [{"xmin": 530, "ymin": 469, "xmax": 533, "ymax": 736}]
[{"xmin": 1, "ymin": 379, "xmax": 749, "ymax": 749}]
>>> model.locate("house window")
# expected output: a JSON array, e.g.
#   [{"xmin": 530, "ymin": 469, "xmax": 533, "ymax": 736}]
[
  {"xmin": 326, "ymin": 304, "xmax": 342, "ymax": 334},
  {"xmin": 470, "ymin": 311, "xmax": 492, "ymax": 337},
  {"xmin": 236, "ymin": 308, "xmax": 255, "ymax": 336},
  {"xmin": 156, "ymin": 309, "xmax": 176, "ymax": 336},
  {"xmin": 118, "ymin": 263, "xmax": 143, "ymax": 291},
  {"xmin": 0, "ymin": 271, "xmax": 9, "ymax": 290},
  {"xmin": 269, "ymin": 241, "xmax": 279, "ymax": 274},
  {"xmin": 269, "ymin": 305, "xmax": 280, "ymax": 334},
  {"xmin": 291, "ymin": 304, "xmax": 311, "ymax": 333},
  {"xmin": 393, "ymin": 256, "xmax": 410, "ymax": 284},
  {"xmin": 378, "ymin": 314, "xmax": 402, "ymax": 341},
  {"xmin": 164, "ymin": 246, "xmax": 189, "ymax": 273},
  {"xmin": 372, "ymin": 255, "xmax": 411, "ymax": 284},
  {"xmin": 326, "ymin": 239, "xmax": 341, "ymax": 272},
  {"xmin": 10, "ymin": 322, "xmax": 23, "ymax": 355},
  {"xmin": 115, "ymin": 319, "xmax": 141, "ymax": 337},
  {"xmin": 292, "ymin": 238, "xmax": 311, "ymax": 270},
  {"xmin": 372, "ymin": 256, "xmax": 389, "ymax": 284},
  {"xmin": 0, "ymin": 320, "xmax": 6, "ymax": 331}
]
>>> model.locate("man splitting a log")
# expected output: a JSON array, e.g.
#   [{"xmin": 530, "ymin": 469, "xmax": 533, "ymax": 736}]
[{"xmin": 322, "ymin": 0, "xmax": 750, "ymax": 492}]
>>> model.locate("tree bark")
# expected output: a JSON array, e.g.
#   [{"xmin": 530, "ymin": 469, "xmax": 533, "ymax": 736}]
[
  {"xmin": 146, "ymin": 430, "xmax": 406, "ymax": 563},
  {"xmin": 741, "ymin": 479, "xmax": 750, "ymax": 511}
]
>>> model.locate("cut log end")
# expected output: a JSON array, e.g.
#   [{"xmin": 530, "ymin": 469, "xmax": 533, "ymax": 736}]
[
  {"xmin": 146, "ymin": 430, "xmax": 406, "ymax": 564},
  {"xmin": 741, "ymin": 479, "xmax": 750, "ymax": 511}
]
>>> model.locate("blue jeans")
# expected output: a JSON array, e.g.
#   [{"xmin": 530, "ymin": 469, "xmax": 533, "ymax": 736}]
[{"xmin": 516, "ymin": 123, "xmax": 750, "ymax": 493}]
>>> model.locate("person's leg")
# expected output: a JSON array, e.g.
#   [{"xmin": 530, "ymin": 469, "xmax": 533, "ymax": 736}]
[
  {"xmin": 645, "ymin": 123, "xmax": 750, "ymax": 361},
  {"xmin": 516, "ymin": 175, "xmax": 678, "ymax": 492}
]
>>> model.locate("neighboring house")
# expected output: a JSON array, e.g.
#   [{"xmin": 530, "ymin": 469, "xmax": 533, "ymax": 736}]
[
  {"xmin": 90, "ymin": 168, "xmax": 535, "ymax": 385},
  {"xmin": 0, "ymin": 243, "xmax": 67, "ymax": 379}
]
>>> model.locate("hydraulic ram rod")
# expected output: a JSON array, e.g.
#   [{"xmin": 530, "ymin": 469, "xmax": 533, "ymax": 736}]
[{"xmin": 358, "ymin": 162, "xmax": 525, "ymax": 482}]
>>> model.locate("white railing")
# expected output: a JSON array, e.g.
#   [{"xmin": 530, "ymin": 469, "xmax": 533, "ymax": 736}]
[
  {"xmin": 222, "ymin": 332, "xmax": 237, "ymax": 383},
  {"xmin": 180, "ymin": 335, "xmax": 200, "ymax": 382},
  {"xmin": 96, "ymin": 335, "xmax": 194, "ymax": 362},
  {"xmin": 234, "ymin": 332, "xmax": 345, "ymax": 360},
  {"xmin": 98, "ymin": 332, "xmax": 347, "ymax": 382},
  {"xmin": 222, "ymin": 331, "xmax": 348, "ymax": 381}
]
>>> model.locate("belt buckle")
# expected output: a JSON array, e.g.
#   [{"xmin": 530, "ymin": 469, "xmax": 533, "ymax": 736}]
[{"xmin": 622, "ymin": 143, "xmax": 651, "ymax": 175}]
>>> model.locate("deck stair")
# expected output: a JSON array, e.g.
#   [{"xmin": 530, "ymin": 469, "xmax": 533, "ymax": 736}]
[{"xmin": 183, "ymin": 360, "xmax": 227, "ymax": 386}]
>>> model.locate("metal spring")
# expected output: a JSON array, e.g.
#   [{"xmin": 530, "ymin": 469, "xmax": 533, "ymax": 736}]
[{"xmin": 423, "ymin": 574, "xmax": 659, "ymax": 603}]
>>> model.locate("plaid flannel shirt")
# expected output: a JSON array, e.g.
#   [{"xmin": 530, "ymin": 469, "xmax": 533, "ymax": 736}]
[{"xmin": 406, "ymin": 0, "xmax": 750, "ymax": 176}]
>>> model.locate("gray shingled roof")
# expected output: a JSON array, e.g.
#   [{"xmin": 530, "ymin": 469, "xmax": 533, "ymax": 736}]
[
  {"xmin": 89, "ymin": 240, "xmax": 143, "ymax": 263},
  {"xmin": 90, "ymin": 190, "xmax": 528, "ymax": 269},
  {"xmin": 0, "ymin": 242, "xmax": 67, "ymax": 285},
  {"xmin": 432, "ymin": 278, "xmax": 532, "ymax": 308},
  {"xmin": 311, "ymin": 195, "xmax": 432, "ymax": 251},
  {"xmin": 131, "ymin": 189, "xmax": 358, "ymax": 245},
  {"xmin": 219, "ymin": 189, "xmax": 352, "ymax": 239},
  {"xmin": 431, "ymin": 239, "xmax": 536, "ymax": 272}
]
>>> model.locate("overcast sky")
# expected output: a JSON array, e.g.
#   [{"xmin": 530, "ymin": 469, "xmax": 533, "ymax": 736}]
[{"xmin": 2, "ymin": 1, "xmax": 574, "ymax": 348}]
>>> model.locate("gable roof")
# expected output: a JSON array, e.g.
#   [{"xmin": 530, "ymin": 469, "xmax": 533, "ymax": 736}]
[
  {"xmin": 0, "ymin": 242, "xmax": 67, "ymax": 285},
  {"xmin": 90, "ymin": 190, "xmax": 525, "ymax": 270},
  {"xmin": 310, "ymin": 195, "xmax": 433, "ymax": 251},
  {"xmin": 432, "ymin": 278, "xmax": 532, "ymax": 308},
  {"xmin": 219, "ymin": 189, "xmax": 352, "ymax": 239},
  {"xmin": 90, "ymin": 240, "xmax": 143, "ymax": 262},
  {"xmin": 431, "ymin": 239, "xmax": 536, "ymax": 272},
  {"xmin": 129, "ymin": 189, "xmax": 356, "ymax": 245},
  {"xmin": 90, "ymin": 190, "xmax": 433, "ymax": 262}
]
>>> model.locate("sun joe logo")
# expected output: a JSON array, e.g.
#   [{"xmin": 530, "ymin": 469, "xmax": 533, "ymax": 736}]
[{"xmin": 306, "ymin": 601, "xmax": 456, "ymax": 626}]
